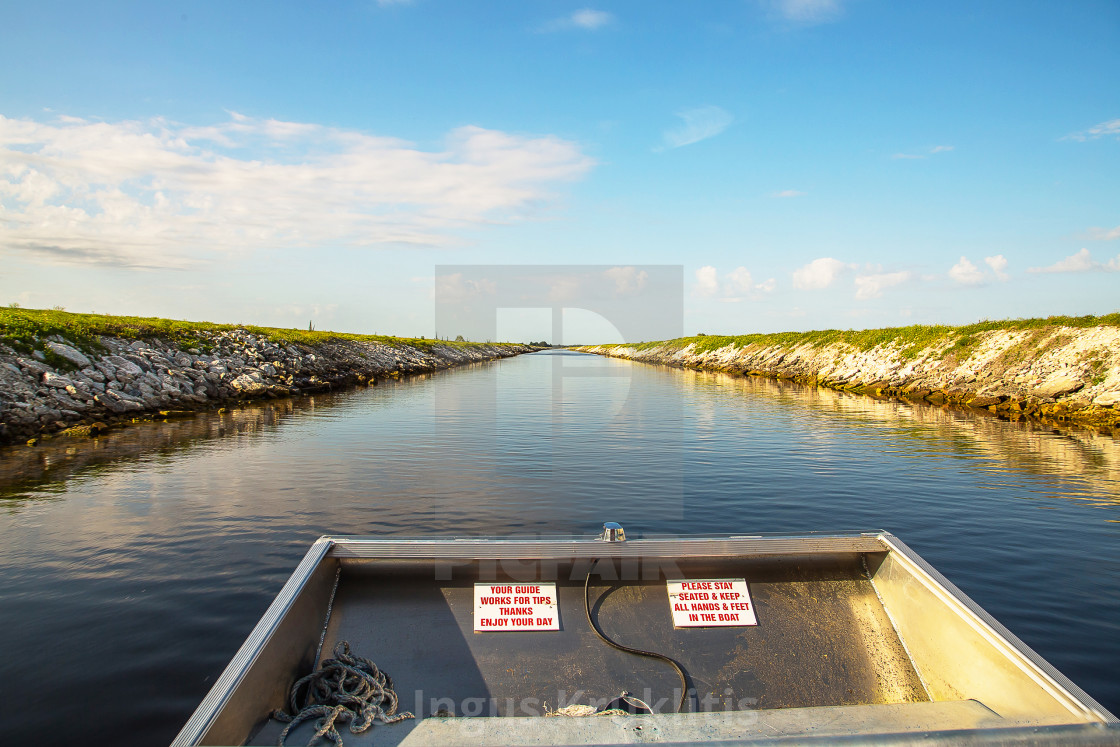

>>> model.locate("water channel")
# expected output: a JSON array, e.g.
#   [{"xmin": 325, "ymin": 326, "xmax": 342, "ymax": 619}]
[{"xmin": 1, "ymin": 350, "xmax": 1117, "ymax": 745}]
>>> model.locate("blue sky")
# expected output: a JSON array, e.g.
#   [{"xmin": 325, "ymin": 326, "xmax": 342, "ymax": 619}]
[{"xmin": 1, "ymin": 0, "xmax": 1118, "ymax": 342}]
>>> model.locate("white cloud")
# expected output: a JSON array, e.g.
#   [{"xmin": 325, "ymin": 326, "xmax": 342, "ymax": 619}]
[
  {"xmin": 541, "ymin": 8, "xmax": 613, "ymax": 32},
  {"xmin": 944, "ymin": 254, "xmax": 1009, "ymax": 285},
  {"xmin": 984, "ymin": 254, "xmax": 1009, "ymax": 281},
  {"xmin": 769, "ymin": 0, "xmax": 843, "ymax": 24},
  {"xmin": 434, "ymin": 273, "xmax": 497, "ymax": 303},
  {"xmin": 930, "ymin": 145, "xmax": 954, "ymax": 153},
  {"xmin": 854, "ymin": 271, "xmax": 911, "ymax": 299},
  {"xmin": 726, "ymin": 266, "xmax": 754, "ymax": 295},
  {"xmin": 0, "ymin": 113, "xmax": 594, "ymax": 268},
  {"xmin": 1063, "ymin": 118, "xmax": 1120, "ymax": 142},
  {"xmin": 1028, "ymin": 248, "xmax": 1119, "ymax": 273},
  {"xmin": 949, "ymin": 256, "xmax": 986, "ymax": 286},
  {"xmin": 792, "ymin": 257, "xmax": 849, "ymax": 290},
  {"xmin": 604, "ymin": 266, "xmax": 648, "ymax": 295},
  {"xmin": 1085, "ymin": 225, "xmax": 1120, "ymax": 241},
  {"xmin": 773, "ymin": 189, "xmax": 806, "ymax": 198},
  {"xmin": 694, "ymin": 265, "xmax": 774, "ymax": 299},
  {"xmin": 661, "ymin": 106, "xmax": 733, "ymax": 149},
  {"xmin": 547, "ymin": 276, "xmax": 582, "ymax": 304},
  {"xmin": 572, "ymin": 9, "xmax": 612, "ymax": 29},
  {"xmin": 695, "ymin": 266, "xmax": 720, "ymax": 297}
]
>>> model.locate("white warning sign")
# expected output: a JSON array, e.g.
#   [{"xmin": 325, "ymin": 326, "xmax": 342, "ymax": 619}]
[
  {"xmin": 667, "ymin": 578, "xmax": 757, "ymax": 627},
  {"xmin": 473, "ymin": 583, "xmax": 560, "ymax": 631}
]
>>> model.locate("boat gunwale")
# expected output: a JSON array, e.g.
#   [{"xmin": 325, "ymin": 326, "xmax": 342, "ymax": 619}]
[
  {"xmin": 324, "ymin": 531, "xmax": 887, "ymax": 559},
  {"xmin": 877, "ymin": 534, "xmax": 1118, "ymax": 725},
  {"xmin": 171, "ymin": 536, "xmax": 334, "ymax": 747}
]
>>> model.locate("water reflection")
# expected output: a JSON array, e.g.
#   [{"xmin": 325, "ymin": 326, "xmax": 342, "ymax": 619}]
[
  {"xmin": 4, "ymin": 357, "xmax": 1116, "ymax": 512},
  {"xmin": 0, "ymin": 352, "xmax": 1117, "ymax": 747},
  {"xmin": 0, "ymin": 372, "xmax": 451, "ymax": 505},
  {"xmin": 669, "ymin": 366, "xmax": 1120, "ymax": 508}
]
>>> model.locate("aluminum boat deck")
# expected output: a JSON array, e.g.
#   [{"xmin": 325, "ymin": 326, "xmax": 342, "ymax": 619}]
[{"xmin": 173, "ymin": 529, "xmax": 1120, "ymax": 746}]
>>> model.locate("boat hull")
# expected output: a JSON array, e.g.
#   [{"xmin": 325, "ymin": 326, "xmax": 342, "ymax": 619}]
[{"xmin": 173, "ymin": 531, "xmax": 1119, "ymax": 746}]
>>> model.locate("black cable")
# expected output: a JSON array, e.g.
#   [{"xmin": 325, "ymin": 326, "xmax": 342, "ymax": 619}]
[{"xmin": 583, "ymin": 557, "xmax": 689, "ymax": 713}]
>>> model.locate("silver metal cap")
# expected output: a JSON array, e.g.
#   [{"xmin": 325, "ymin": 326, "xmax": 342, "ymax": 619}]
[{"xmin": 601, "ymin": 522, "xmax": 626, "ymax": 542}]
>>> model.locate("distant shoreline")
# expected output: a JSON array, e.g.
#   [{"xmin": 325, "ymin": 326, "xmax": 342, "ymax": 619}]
[
  {"xmin": 578, "ymin": 316, "xmax": 1120, "ymax": 433},
  {"xmin": 0, "ymin": 308, "xmax": 539, "ymax": 446}
]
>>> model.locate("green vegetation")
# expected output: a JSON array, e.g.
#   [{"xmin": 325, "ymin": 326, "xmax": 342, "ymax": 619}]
[
  {"xmin": 1089, "ymin": 363, "xmax": 1108, "ymax": 386},
  {"xmin": 621, "ymin": 314, "xmax": 1120, "ymax": 359},
  {"xmin": 0, "ymin": 307, "xmax": 515, "ymax": 355}
]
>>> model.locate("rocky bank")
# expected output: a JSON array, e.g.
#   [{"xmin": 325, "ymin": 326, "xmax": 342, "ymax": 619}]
[
  {"xmin": 0, "ymin": 329, "xmax": 537, "ymax": 445},
  {"xmin": 581, "ymin": 324, "xmax": 1120, "ymax": 432}
]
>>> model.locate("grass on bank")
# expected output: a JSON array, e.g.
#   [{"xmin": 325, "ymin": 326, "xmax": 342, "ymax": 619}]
[
  {"xmin": 616, "ymin": 314, "xmax": 1120, "ymax": 359},
  {"xmin": 0, "ymin": 307, "xmax": 520, "ymax": 356}
]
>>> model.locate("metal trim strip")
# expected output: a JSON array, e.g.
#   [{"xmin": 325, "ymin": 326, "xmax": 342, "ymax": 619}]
[
  {"xmin": 170, "ymin": 537, "xmax": 335, "ymax": 747},
  {"xmin": 877, "ymin": 532, "xmax": 1118, "ymax": 724},
  {"xmin": 629, "ymin": 722, "xmax": 1120, "ymax": 746},
  {"xmin": 325, "ymin": 533, "xmax": 887, "ymax": 559}
]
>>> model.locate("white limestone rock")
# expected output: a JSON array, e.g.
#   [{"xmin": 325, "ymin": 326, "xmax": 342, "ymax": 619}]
[
  {"xmin": 1032, "ymin": 374, "xmax": 1084, "ymax": 399},
  {"xmin": 1092, "ymin": 391, "xmax": 1120, "ymax": 408}
]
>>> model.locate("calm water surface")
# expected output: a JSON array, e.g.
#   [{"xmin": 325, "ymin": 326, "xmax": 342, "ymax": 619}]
[{"xmin": 1, "ymin": 350, "xmax": 1118, "ymax": 744}]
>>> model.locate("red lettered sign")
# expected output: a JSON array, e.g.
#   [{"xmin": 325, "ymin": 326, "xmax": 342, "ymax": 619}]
[
  {"xmin": 666, "ymin": 578, "xmax": 757, "ymax": 627},
  {"xmin": 473, "ymin": 583, "xmax": 559, "ymax": 631}
]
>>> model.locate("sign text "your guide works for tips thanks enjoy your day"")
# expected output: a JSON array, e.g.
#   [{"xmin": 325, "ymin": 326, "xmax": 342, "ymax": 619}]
[{"xmin": 473, "ymin": 583, "xmax": 560, "ymax": 631}]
